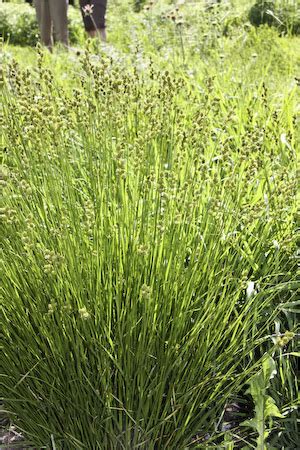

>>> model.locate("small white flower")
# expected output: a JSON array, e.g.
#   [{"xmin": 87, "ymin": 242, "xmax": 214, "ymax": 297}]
[{"xmin": 82, "ymin": 4, "xmax": 94, "ymax": 16}]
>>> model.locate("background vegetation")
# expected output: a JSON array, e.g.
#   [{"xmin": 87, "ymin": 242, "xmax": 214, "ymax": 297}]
[{"xmin": 1, "ymin": 0, "xmax": 300, "ymax": 47}]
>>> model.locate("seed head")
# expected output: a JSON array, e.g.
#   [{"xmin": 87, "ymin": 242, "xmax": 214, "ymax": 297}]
[
  {"xmin": 140, "ymin": 284, "xmax": 152, "ymax": 299},
  {"xmin": 79, "ymin": 307, "xmax": 91, "ymax": 320},
  {"xmin": 48, "ymin": 302, "xmax": 57, "ymax": 314}
]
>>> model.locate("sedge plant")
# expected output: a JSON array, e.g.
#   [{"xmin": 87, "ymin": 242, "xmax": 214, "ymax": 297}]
[{"xmin": 0, "ymin": 43, "xmax": 298, "ymax": 449}]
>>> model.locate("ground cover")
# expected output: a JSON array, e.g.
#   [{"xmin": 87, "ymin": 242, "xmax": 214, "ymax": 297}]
[{"xmin": 1, "ymin": 0, "xmax": 299, "ymax": 448}]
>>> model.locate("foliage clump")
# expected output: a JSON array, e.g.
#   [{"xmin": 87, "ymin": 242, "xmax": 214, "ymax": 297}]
[
  {"xmin": 249, "ymin": 0, "xmax": 300, "ymax": 35},
  {"xmin": 1, "ymin": 44, "xmax": 298, "ymax": 448},
  {"xmin": 133, "ymin": 0, "xmax": 147, "ymax": 12},
  {"xmin": 0, "ymin": 1, "xmax": 299, "ymax": 448}
]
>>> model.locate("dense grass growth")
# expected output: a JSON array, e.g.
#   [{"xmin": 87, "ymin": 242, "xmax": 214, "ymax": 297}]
[{"xmin": 1, "ymin": 1, "xmax": 299, "ymax": 448}]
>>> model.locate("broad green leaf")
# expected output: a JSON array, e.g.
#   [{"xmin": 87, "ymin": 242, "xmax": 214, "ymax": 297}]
[
  {"xmin": 242, "ymin": 356, "xmax": 282, "ymax": 449},
  {"xmin": 265, "ymin": 396, "xmax": 284, "ymax": 419}
]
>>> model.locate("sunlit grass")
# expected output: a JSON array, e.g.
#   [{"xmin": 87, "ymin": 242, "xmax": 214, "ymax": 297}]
[{"xmin": 0, "ymin": 2, "xmax": 299, "ymax": 448}]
